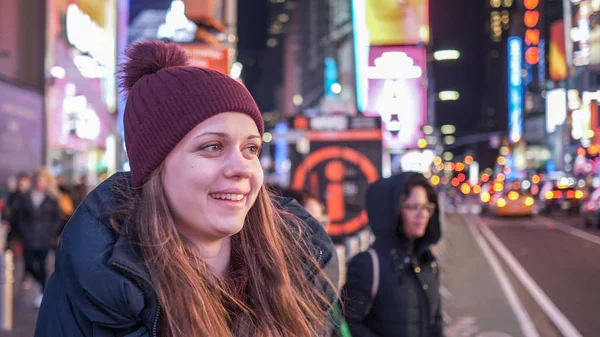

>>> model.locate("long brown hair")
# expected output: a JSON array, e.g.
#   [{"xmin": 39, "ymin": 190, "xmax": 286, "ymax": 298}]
[{"xmin": 111, "ymin": 164, "xmax": 333, "ymax": 336}]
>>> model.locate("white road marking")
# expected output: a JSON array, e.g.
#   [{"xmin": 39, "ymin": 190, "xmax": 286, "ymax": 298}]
[
  {"xmin": 465, "ymin": 217, "xmax": 540, "ymax": 337},
  {"xmin": 477, "ymin": 218, "xmax": 583, "ymax": 337},
  {"xmin": 540, "ymin": 216, "xmax": 600, "ymax": 246}
]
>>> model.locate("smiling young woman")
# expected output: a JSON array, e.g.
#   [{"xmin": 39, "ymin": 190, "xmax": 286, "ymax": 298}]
[{"xmin": 34, "ymin": 41, "xmax": 338, "ymax": 337}]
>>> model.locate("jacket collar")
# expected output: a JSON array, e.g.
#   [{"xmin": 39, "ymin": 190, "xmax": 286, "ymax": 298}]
[{"xmin": 107, "ymin": 235, "xmax": 154, "ymax": 288}]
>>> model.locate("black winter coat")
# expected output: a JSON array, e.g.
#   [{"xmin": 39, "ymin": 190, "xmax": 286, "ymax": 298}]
[
  {"xmin": 342, "ymin": 173, "xmax": 444, "ymax": 337},
  {"xmin": 34, "ymin": 172, "xmax": 338, "ymax": 337},
  {"xmin": 4, "ymin": 192, "xmax": 62, "ymax": 250}
]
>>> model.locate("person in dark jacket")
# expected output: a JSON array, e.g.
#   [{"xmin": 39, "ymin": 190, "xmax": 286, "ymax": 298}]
[
  {"xmin": 11, "ymin": 169, "xmax": 62, "ymax": 308},
  {"xmin": 35, "ymin": 40, "xmax": 337, "ymax": 337},
  {"xmin": 2, "ymin": 173, "xmax": 32, "ymax": 254},
  {"xmin": 343, "ymin": 172, "xmax": 443, "ymax": 337}
]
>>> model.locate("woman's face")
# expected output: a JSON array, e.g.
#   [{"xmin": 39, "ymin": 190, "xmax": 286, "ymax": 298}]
[
  {"xmin": 400, "ymin": 186, "xmax": 435, "ymax": 240},
  {"xmin": 162, "ymin": 112, "xmax": 264, "ymax": 245},
  {"xmin": 35, "ymin": 175, "xmax": 49, "ymax": 191}
]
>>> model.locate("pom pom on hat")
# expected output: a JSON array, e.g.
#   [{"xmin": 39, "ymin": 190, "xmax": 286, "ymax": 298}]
[{"xmin": 119, "ymin": 40, "xmax": 190, "ymax": 95}]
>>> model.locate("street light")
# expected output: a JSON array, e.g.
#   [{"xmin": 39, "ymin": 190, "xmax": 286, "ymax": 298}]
[
  {"xmin": 439, "ymin": 90, "xmax": 460, "ymax": 101},
  {"xmin": 433, "ymin": 49, "xmax": 460, "ymax": 61}
]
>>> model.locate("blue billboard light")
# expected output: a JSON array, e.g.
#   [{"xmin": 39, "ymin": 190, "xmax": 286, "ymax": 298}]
[
  {"xmin": 352, "ymin": 0, "xmax": 368, "ymax": 112},
  {"xmin": 324, "ymin": 57, "xmax": 339, "ymax": 97},
  {"xmin": 508, "ymin": 37, "xmax": 523, "ymax": 144},
  {"xmin": 274, "ymin": 123, "xmax": 289, "ymax": 175},
  {"xmin": 538, "ymin": 39, "xmax": 546, "ymax": 85}
]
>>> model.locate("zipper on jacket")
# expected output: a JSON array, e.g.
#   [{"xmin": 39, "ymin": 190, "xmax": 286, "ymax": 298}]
[
  {"xmin": 308, "ymin": 248, "xmax": 324, "ymax": 281},
  {"xmin": 111, "ymin": 262, "xmax": 161, "ymax": 337}
]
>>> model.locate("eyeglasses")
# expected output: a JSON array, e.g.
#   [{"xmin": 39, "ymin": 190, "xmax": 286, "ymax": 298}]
[{"xmin": 403, "ymin": 203, "xmax": 436, "ymax": 213}]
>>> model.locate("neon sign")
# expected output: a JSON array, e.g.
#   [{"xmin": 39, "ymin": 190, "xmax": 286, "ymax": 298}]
[
  {"xmin": 523, "ymin": 0, "xmax": 540, "ymax": 64},
  {"xmin": 508, "ymin": 37, "xmax": 523, "ymax": 143},
  {"xmin": 366, "ymin": 52, "xmax": 423, "ymax": 79},
  {"xmin": 66, "ymin": 4, "xmax": 114, "ymax": 68}
]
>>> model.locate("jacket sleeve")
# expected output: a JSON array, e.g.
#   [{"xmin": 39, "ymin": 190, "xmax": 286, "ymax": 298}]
[
  {"xmin": 432, "ymin": 298, "xmax": 444, "ymax": 337},
  {"xmin": 342, "ymin": 252, "xmax": 382, "ymax": 337},
  {"xmin": 35, "ymin": 273, "xmax": 150, "ymax": 337},
  {"xmin": 36, "ymin": 202, "xmax": 149, "ymax": 337},
  {"xmin": 432, "ymin": 266, "xmax": 445, "ymax": 337},
  {"xmin": 1, "ymin": 195, "xmax": 14, "ymax": 225}
]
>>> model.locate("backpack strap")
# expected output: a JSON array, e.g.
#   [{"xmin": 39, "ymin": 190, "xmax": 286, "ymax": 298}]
[{"xmin": 365, "ymin": 248, "xmax": 380, "ymax": 314}]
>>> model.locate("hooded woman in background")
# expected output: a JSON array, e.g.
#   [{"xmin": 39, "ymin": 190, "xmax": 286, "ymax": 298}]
[{"xmin": 343, "ymin": 172, "xmax": 443, "ymax": 337}]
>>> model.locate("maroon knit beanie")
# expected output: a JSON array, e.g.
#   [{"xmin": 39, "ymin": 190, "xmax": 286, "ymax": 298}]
[{"xmin": 119, "ymin": 41, "xmax": 264, "ymax": 188}]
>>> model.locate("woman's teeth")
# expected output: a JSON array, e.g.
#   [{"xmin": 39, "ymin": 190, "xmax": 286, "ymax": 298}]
[{"xmin": 210, "ymin": 193, "xmax": 245, "ymax": 201}]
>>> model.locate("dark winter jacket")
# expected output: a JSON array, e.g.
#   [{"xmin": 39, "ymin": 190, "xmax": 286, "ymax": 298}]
[
  {"xmin": 5, "ymin": 191, "xmax": 62, "ymax": 249},
  {"xmin": 34, "ymin": 172, "xmax": 338, "ymax": 337},
  {"xmin": 342, "ymin": 173, "xmax": 443, "ymax": 337}
]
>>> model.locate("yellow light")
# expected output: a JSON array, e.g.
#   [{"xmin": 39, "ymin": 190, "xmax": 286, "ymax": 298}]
[
  {"xmin": 293, "ymin": 94, "xmax": 303, "ymax": 106},
  {"xmin": 262, "ymin": 132, "xmax": 273, "ymax": 143},
  {"xmin": 481, "ymin": 192, "xmax": 491, "ymax": 203},
  {"xmin": 545, "ymin": 191, "xmax": 554, "ymax": 199},
  {"xmin": 431, "ymin": 176, "xmax": 440, "ymax": 186},
  {"xmin": 585, "ymin": 129, "xmax": 595, "ymax": 139},
  {"xmin": 473, "ymin": 185, "xmax": 482, "ymax": 194},
  {"xmin": 439, "ymin": 91, "xmax": 460, "ymax": 101},
  {"xmin": 461, "ymin": 183, "xmax": 471, "ymax": 194},
  {"xmin": 525, "ymin": 197, "xmax": 534, "ymax": 206},
  {"xmin": 456, "ymin": 162, "xmax": 465, "ymax": 172},
  {"xmin": 444, "ymin": 136, "xmax": 456, "ymax": 145},
  {"xmin": 497, "ymin": 156, "xmax": 506, "ymax": 165},
  {"xmin": 493, "ymin": 183, "xmax": 504, "ymax": 192},
  {"xmin": 418, "ymin": 138, "xmax": 428, "ymax": 149},
  {"xmin": 498, "ymin": 198, "xmax": 507, "ymax": 207},
  {"xmin": 441, "ymin": 125, "xmax": 456, "ymax": 134},
  {"xmin": 433, "ymin": 157, "xmax": 443, "ymax": 166},
  {"xmin": 575, "ymin": 190, "xmax": 584, "ymax": 199},
  {"xmin": 465, "ymin": 155, "xmax": 474, "ymax": 165},
  {"xmin": 433, "ymin": 49, "xmax": 461, "ymax": 61},
  {"xmin": 532, "ymin": 174, "xmax": 540, "ymax": 184},
  {"xmin": 508, "ymin": 191, "xmax": 519, "ymax": 200},
  {"xmin": 443, "ymin": 152, "xmax": 454, "ymax": 161}
]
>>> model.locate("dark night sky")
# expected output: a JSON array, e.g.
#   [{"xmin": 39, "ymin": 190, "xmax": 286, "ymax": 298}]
[{"xmin": 429, "ymin": 0, "xmax": 487, "ymax": 135}]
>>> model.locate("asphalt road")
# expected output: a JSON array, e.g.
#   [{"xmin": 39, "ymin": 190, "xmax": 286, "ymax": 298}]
[{"xmin": 479, "ymin": 214, "xmax": 600, "ymax": 337}]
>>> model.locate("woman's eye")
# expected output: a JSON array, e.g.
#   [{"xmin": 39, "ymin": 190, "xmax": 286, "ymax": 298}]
[
  {"xmin": 200, "ymin": 143, "xmax": 222, "ymax": 152},
  {"xmin": 247, "ymin": 145, "xmax": 261, "ymax": 155}
]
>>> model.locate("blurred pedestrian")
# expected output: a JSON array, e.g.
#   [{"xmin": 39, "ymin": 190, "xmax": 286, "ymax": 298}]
[
  {"xmin": 343, "ymin": 172, "xmax": 443, "ymax": 337},
  {"xmin": 282, "ymin": 189, "xmax": 331, "ymax": 230},
  {"xmin": 70, "ymin": 174, "xmax": 88, "ymax": 209},
  {"xmin": 55, "ymin": 175, "xmax": 74, "ymax": 235},
  {"xmin": 35, "ymin": 41, "xmax": 337, "ymax": 337},
  {"xmin": 1, "ymin": 173, "xmax": 32, "ymax": 257},
  {"xmin": 13, "ymin": 169, "xmax": 62, "ymax": 307}
]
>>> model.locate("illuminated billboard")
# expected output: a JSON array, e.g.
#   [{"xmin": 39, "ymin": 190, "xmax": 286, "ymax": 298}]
[
  {"xmin": 365, "ymin": 0, "xmax": 429, "ymax": 45},
  {"xmin": 364, "ymin": 46, "xmax": 427, "ymax": 149},
  {"xmin": 177, "ymin": 43, "xmax": 230, "ymax": 75},
  {"xmin": 353, "ymin": 0, "xmax": 429, "ymax": 112},
  {"xmin": 508, "ymin": 37, "xmax": 523, "ymax": 144},
  {"xmin": 549, "ymin": 20, "xmax": 568, "ymax": 81}
]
